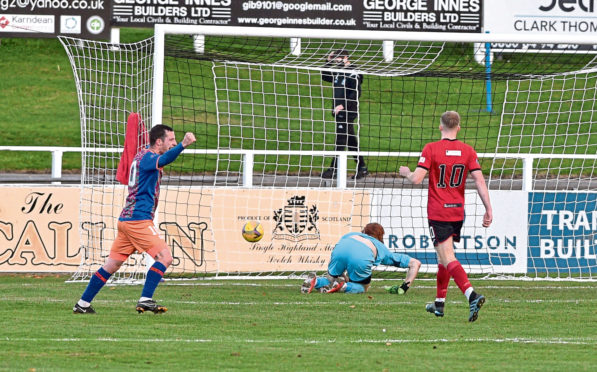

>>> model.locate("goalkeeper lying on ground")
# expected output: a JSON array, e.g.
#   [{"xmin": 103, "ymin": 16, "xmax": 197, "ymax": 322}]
[{"xmin": 301, "ymin": 223, "xmax": 421, "ymax": 294}]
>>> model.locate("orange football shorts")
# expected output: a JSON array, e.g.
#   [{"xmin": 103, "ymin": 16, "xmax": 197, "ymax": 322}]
[{"xmin": 109, "ymin": 220, "xmax": 168, "ymax": 261}]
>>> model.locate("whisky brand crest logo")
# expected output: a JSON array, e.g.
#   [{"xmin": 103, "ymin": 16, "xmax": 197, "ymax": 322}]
[{"xmin": 273, "ymin": 196, "xmax": 319, "ymax": 241}]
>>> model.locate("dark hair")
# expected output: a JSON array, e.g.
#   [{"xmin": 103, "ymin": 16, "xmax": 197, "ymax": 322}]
[
  {"xmin": 333, "ymin": 49, "xmax": 349, "ymax": 59},
  {"xmin": 440, "ymin": 111, "xmax": 460, "ymax": 129},
  {"xmin": 149, "ymin": 124, "xmax": 174, "ymax": 146},
  {"xmin": 362, "ymin": 223, "xmax": 384, "ymax": 243}
]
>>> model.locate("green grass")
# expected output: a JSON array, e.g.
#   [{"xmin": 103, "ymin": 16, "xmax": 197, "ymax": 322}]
[
  {"xmin": 0, "ymin": 30, "xmax": 153, "ymax": 171},
  {"xmin": 0, "ymin": 38, "xmax": 80, "ymax": 170},
  {"xmin": 1, "ymin": 31, "xmax": 595, "ymax": 174},
  {"xmin": 1, "ymin": 275, "xmax": 595, "ymax": 371}
]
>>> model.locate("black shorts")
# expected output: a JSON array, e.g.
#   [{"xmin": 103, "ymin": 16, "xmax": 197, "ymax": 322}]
[
  {"xmin": 352, "ymin": 275, "xmax": 372, "ymax": 285},
  {"xmin": 428, "ymin": 219, "xmax": 464, "ymax": 246},
  {"xmin": 328, "ymin": 272, "xmax": 371, "ymax": 285}
]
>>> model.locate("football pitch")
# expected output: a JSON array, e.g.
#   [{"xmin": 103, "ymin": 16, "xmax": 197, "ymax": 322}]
[{"xmin": 1, "ymin": 275, "xmax": 595, "ymax": 371}]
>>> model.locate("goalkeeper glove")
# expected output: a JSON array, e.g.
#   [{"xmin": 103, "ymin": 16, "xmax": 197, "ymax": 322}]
[
  {"xmin": 398, "ymin": 281, "xmax": 410, "ymax": 294},
  {"xmin": 385, "ymin": 281, "xmax": 410, "ymax": 295}
]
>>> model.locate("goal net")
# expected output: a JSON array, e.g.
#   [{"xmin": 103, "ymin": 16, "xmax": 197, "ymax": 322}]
[
  {"xmin": 60, "ymin": 37, "xmax": 155, "ymax": 283},
  {"xmin": 60, "ymin": 28, "xmax": 596, "ymax": 282}
]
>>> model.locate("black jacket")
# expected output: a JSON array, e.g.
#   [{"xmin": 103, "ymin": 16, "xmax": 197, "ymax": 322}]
[{"xmin": 321, "ymin": 62, "xmax": 363, "ymax": 120}]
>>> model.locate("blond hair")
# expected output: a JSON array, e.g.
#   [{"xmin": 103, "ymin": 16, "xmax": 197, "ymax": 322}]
[{"xmin": 440, "ymin": 111, "xmax": 460, "ymax": 129}]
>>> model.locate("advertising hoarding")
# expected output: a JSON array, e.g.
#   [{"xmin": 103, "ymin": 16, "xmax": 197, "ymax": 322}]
[
  {"xmin": 372, "ymin": 189, "xmax": 528, "ymax": 274},
  {"xmin": 529, "ymin": 192, "xmax": 597, "ymax": 273},
  {"xmin": 112, "ymin": 0, "xmax": 483, "ymax": 33},
  {"xmin": 485, "ymin": 0, "xmax": 597, "ymax": 52},
  {"xmin": 2, "ymin": 186, "xmax": 594, "ymax": 275},
  {"xmin": 0, "ymin": 0, "xmax": 111, "ymax": 39}
]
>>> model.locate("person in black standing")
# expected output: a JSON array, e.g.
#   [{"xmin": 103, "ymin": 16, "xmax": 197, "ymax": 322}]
[{"xmin": 321, "ymin": 49, "xmax": 368, "ymax": 180}]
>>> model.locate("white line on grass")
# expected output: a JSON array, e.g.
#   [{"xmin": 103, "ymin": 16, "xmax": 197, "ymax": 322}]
[
  {"xmin": 159, "ymin": 283, "xmax": 597, "ymax": 290},
  {"xmin": 1, "ymin": 337, "xmax": 595, "ymax": 345},
  {"xmin": 2, "ymin": 282, "xmax": 596, "ymax": 290},
  {"xmin": 1, "ymin": 297, "xmax": 596, "ymax": 306},
  {"xmin": 352, "ymin": 337, "xmax": 597, "ymax": 345}
]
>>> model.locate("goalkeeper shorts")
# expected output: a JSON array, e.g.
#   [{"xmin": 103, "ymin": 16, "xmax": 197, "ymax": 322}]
[{"xmin": 327, "ymin": 239, "xmax": 374, "ymax": 283}]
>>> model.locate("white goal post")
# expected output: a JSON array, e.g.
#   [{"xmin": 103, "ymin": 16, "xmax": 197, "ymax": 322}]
[{"xmin": 60, "ymin": 25, "xmax": 597, "ymax": 283}]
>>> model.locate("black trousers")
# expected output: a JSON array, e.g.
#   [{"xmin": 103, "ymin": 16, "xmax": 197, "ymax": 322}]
[{"xmin": 329, "ymin": 113, "xmax": 366, "ymax": 169}]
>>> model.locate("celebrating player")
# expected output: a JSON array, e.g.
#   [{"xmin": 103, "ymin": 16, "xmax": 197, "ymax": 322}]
[
  {"xmin": 399, "ymin": 111, "xmax": 492, "ymax": 322},
  {"xmin": 73, "ymin": 125, "xmax": 196, "ymax": 314},
  {"xmin": 301, "ymin": 223, "xmax": 421, "ymax": 294}
]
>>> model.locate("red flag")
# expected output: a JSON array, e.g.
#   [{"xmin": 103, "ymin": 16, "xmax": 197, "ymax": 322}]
[{"xmin": 115, "ymin": 113, "xmax": 149, "ymax": 185}]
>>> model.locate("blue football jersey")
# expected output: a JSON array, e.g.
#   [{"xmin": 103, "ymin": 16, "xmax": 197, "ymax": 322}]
[{"xmin": 119, "ymin": 149, "xmax": 162, "ymax": 221}]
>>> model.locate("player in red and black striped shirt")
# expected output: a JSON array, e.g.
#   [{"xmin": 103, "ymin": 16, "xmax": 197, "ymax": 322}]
[{"xmin": 399, "ymin": 111, "xmax": 493, "ymax": 322}]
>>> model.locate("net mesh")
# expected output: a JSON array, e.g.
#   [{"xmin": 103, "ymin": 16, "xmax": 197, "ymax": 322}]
[
  {"xmin": 60, "ymin": 37, "xmax": 154, "ymax": 283},
  {"xmin": 60, "ymin": 33, "xmax": 597, "ymax": 282}
]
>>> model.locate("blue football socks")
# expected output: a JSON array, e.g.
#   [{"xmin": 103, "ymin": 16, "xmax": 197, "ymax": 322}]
[
  {"xmin": 81, "ymin": 267, "xmax": 111, "ymax": 303},
  {"xmin": 141, "ymin": 262, "xmax": 167, "ymax": 299}
]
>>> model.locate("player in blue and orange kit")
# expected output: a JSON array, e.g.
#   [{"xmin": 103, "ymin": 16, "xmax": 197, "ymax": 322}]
[
  {"xmin": 73, "ymin": 124, "xmax": 196, "ymax": 314},
  {"xmin": 399, "ymin": 111, "xmax": 493, "ymax": 322},
  {"xmin": 301, "ymin": 223, "xmax": 421, "ymax": 294}
]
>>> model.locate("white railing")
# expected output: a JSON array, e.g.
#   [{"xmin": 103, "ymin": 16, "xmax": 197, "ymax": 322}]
[
  {"xmin": 1, "ymin": 146, "xmax": 595, "ymax": 191},
  {"xmin": 0, "ymin": 146, "xmax": 91, "ymax": 185}
]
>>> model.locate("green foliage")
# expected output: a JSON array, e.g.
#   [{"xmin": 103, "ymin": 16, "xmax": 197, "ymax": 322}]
[{"xmin": 0, "ymin": 275, "xmax": 595, "ymax": 371}]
